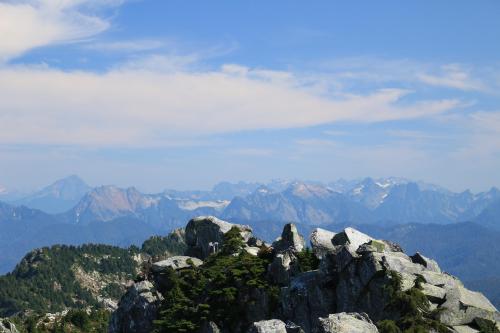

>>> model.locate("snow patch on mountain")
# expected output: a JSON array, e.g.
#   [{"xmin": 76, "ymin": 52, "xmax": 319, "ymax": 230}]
[{"xmin": 176, "ymin": 200, "xmax": 230, "ymax": 211}]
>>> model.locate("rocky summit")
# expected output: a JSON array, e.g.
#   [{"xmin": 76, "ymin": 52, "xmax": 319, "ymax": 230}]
[{"xmin": 110, "ymin": 216, "xmax": 500, "ymax": 333}]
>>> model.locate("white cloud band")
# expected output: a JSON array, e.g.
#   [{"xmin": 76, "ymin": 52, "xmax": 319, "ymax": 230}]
[{"xmin": 0, "ymin": 62, "xmax": 461, "ymax": 147}]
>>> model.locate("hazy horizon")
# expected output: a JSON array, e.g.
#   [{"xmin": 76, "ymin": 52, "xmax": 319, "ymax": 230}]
[{"xmin": 2, "ymin": 173, "xmax": 498, "ymax": 196}]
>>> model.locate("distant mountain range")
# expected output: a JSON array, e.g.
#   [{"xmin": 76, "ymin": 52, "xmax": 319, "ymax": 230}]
[
  {"xmin": 222, "ymin": 178, "xmax": 500, "ymax": 227},
  {"xmin": 13, "ymin": 175, "xmax": 92, "ymax": 214},
  {"xmin": 4, "ymin": 175, "xmax": 500, "ymax": 227},
  {"xmin": 1, "ymin": 175, "xmax": 500, "ymax": 281}
]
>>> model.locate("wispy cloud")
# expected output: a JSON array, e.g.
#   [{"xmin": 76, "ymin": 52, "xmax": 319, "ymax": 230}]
[
  {"xmin": 0, "ymin": 0, "xmax": 123, "ymax": 63},
  {"xmin": 226, "ymin": 148, "xmax": 274, "ymax": 157},
  {"xmin": 0, "ymin": 60, "xmax": 463, "ymax": 147},
  {"xmin": 295, "ymin": 139, "xmax": 338, "ymax": 148},
  {"xmin": 385, "ymin": 130, "xmax": 441, "ymax": 140},
  {"xmin": 416, "ymin": 64, "xmax": 487, "ymax": 92},
  {"xmin": 317, "ymin": 57, "xmax": 495, "ymax": 93},
  {"xmin": 83, "ymin": 39, "xmax": 165, "ymax": 53},
  {"xmin": 323, "ymin": 130, "xmax": 350, "ymax": 136},
  {"xmin": 462, "ymin": 111, "xmax": 500, "ymax": 154}
]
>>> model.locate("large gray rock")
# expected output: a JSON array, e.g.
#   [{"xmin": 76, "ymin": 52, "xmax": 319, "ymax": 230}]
[
  {"xmin": 331, "ymin": 228, "xmax": 373, "ymax": 254},
  {"xmin": 268, "ymin": 224, "xmax": 305, "ymax": 285},
  {"xmin": 317, "ymin": 312, "xmax": 378, "ymax": 333},
  {"xmin": 248, "ymin": 319, "xmax": 287, "ymax": 333},
  {"xmin": 185, "ymin": 216, "xmax": 253, "ymax": 259},
  {"xmin": 273, "ymin": 223, "xmax": 305, "ymax": 254},
  {"xmin": 310, "ymin": 228, "xmax": 336, "ymax": 259},
  {"xmin": 318, "ymin": 228, "xmax": 376, "ymax": 281},
  {"xmin": 420, "ymin": 283, "xmax": 446, "ymax": 303},
  {"xmin": 0, "ymin": 320, "xmax": 18, "ymax": 333},
  {"xmin": 109, "ymin": 281, "xmax": 163, "ymax": 333},
  {"xmin": 151, "ymin": 256, "xmax": 203, "ymax": 272},
  {"xmin": 410, "ymin": 252, "xmax": 441, "ymax": 273},
  {"xmin": 438, "ymin": 284, "xmax": 500, "ymax": 326}
]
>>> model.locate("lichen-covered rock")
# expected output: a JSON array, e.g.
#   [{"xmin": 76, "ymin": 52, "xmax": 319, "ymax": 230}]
[
  {"xmin": 109, "ymin": 281, "xmax": 163, "ymax": 333},
  {"xmin": 185, "ymin": 216, "xmax": 253, "ymax": 259},
  {"xmin": 151, "ymin": 255, "xmax": 203, "ymax": 272},
  {"xmin": 0, "ymin": 320, "xmax": 18, "ymax": 333},
  {"xmin": 317, "ymin": 312, "xmax": 378, "ymax": 333},
  {"xmin": 248, "ymin": 319, "xmax": 287, "ymax": 333}
]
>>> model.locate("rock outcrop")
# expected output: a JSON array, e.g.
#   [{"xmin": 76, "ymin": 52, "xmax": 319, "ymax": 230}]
[
  {"xmin": 248, "ymin": 319, "xmax": 306, "ymax": 333},
  {"xmin": 110, "ymin": 216, "xmax": 500, "ymax": 333},
  {"xmin": 280, "ymin": 270, "xmax": 335, "ymax": 332},
  {"xmin": 268, "ymin": 223, "xmax": 305, "ymax": 285},
  {"xmin": 109, "ymin": 281, "xmax": 163, "ymax": 333},
  {"xmin": 272, "ymin": 224, "xmax": 305, "ymax": 253},
  {"xmin": 317, "ymin": 312, "xmax": 378, "ymax": 333},
  {"xmin": 151, "ymin": 255, "xmax": 203, "ymax": 273},
  {"xmin": 0, "ymin": 320, "xmax": 18, "ymax": 333},
  {"xmin": 309, "ymin": 228, "xmax": 336, "ymax": 259},
  {"xmin": 185, "ymin": 216, "xmax": 253, "ymax": 259},
  {"xmin": 248, "ymin": 319, "xmax": 288, "ymax": 333},
  {"xmin": 282, "ymin": 223, "xmax": 500, "ymax": 332}
]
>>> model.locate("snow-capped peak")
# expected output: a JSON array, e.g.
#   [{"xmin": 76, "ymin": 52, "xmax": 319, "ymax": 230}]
[{"xmin": 375, "ymin": 181, "xmax": 391, "ymax": 189}]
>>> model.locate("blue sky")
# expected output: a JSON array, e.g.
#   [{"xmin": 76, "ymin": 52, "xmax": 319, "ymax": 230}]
[{"xmin": 0, "ymin": 0, "xmax": 500, "ymax": 192}]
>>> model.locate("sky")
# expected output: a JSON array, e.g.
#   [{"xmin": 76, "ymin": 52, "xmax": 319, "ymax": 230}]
[{"xmin": 1, "ymin": 0, "xmax": 500, "ymax": 193}]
